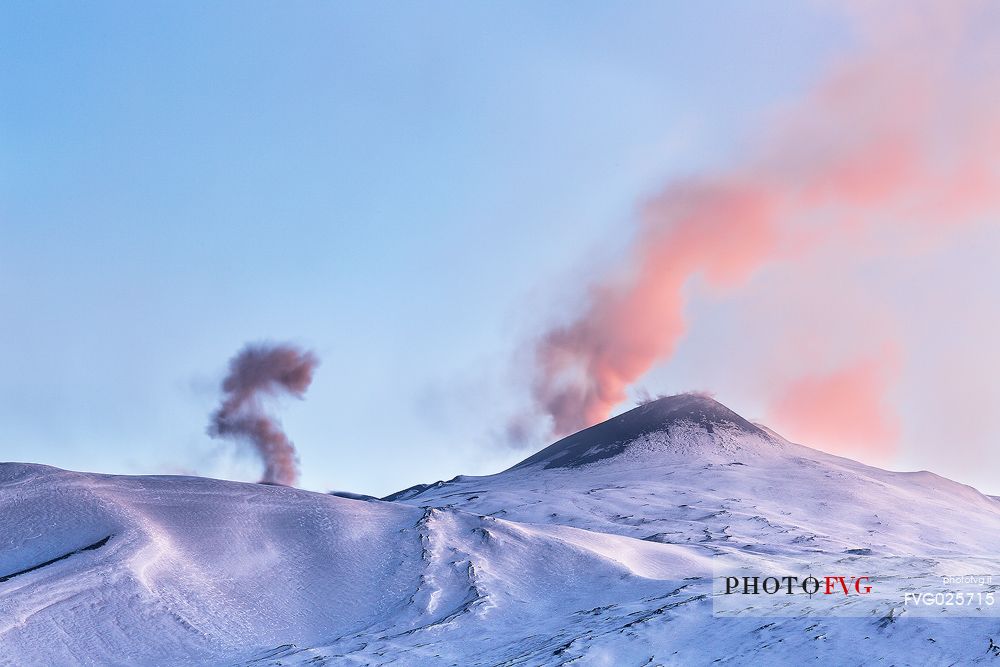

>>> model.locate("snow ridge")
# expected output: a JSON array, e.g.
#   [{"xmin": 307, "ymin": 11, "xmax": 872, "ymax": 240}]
[{"xmin": 4, "ymin": 396, "xmax": 1000, "ymax": 664}]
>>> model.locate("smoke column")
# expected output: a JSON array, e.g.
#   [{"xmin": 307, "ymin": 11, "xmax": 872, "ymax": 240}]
[
  {"xmin": 520, "ymin": 0, "xmax": 1000, "ymax": 449},
  {"xmin": 209, "ymin": 343, "xmax": 319, "ymax": 486}
]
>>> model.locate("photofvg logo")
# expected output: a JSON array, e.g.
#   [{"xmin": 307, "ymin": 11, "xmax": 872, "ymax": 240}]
[
  {"xmin": 723, "ymin": 575, "xmax": 872, "ymax": 596},
  {"xmin": 712, "ymin": 571, "xmax": 880, "ymax": 617},
  {"xmin": 713, "ymin": 562, "xmax": 1000, "ymax": 618}
]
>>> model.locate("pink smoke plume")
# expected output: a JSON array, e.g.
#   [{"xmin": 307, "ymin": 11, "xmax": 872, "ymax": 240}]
[
  {"xmin": 766, "ymin": 348, "xmax": 901, "ymax": 462},
  {"xmin": 523, "ymin": 1, "xmax": 1000, "ymax": 451},
  {"xmin": 209, "ymin": 343, "xmax": 319, "ymax": 486}
]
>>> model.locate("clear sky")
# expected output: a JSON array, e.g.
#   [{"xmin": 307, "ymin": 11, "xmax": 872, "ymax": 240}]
[{"xmin": 3, "ymin": 2, "xmax": 999, "ymax": 497}]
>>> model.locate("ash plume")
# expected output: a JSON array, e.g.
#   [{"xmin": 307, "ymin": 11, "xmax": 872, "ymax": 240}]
[
  {"xmin": 208, "ymin": 343, "xmax": 319, "ymax": 486},
  {"xmin": 517, "ymin": 0, "xmax": 1000, "ymax": 452}
]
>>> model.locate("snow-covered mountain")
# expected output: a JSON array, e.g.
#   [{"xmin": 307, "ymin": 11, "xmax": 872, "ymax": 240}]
[
  {"xmin": 393, "ymin": 394, "xmax": 1000, "ymax": 558},
  {"xmin": 3, "ymin": 394, "xmax": 999, "ymax": 665}
]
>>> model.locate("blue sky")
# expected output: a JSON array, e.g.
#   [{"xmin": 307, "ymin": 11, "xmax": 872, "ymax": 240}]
[{"xmin": 9, "ymin": 2, "xmax": 994, "ymax": 497}]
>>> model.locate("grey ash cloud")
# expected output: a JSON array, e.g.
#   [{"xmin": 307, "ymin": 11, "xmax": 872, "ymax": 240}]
[{"xmin": 208, "ymin": 342, "xmax": 319, "ymax": 486}]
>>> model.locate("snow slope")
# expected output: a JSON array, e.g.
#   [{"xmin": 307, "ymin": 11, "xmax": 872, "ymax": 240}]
[
  {"xmin": 394, "ymin": 396, "xmax": 1000, "ymax": 559},
  {"xmin": 3, "ymin": 394, "xmax": 1000, "ymax": 665},
  {"xmin": 0, "ymin": 463, "xmax": 720, "ymax": 665}
]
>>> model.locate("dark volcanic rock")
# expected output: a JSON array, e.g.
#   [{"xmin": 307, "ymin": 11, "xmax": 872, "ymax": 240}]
[{"xmin": 510, "ymin": 393, "xmax": 771, "ymax": 471}]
